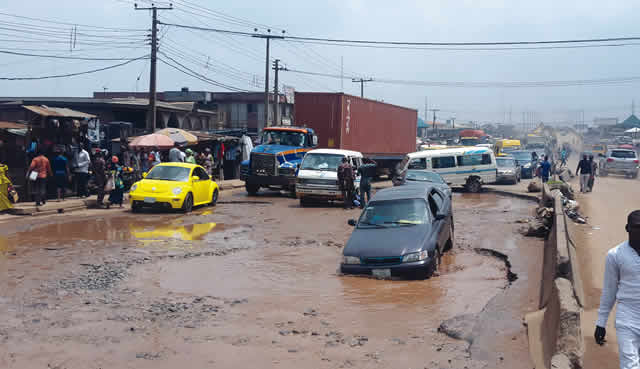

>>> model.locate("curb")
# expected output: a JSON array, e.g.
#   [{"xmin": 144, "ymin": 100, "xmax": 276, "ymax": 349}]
[{"xmin": 485, "ymin": 187, "xmax": 541, "ymax": 202}]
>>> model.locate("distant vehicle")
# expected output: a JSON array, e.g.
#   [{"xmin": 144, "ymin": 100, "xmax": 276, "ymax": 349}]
[
  {"xmin": 402, "ymin": 146, "xmax": 498, "ymax": 193},
  {"xmin": 496, "ymin": 156, "xmax": 521, "ymax": 184},
  {"xmin": 525, "ymin": 134, "xmax": 546, "ymax": 150},
  {"xmin": 458, "ymin": 129, "xmax": 488, "ymax": 146},
  {"xmin": 591, "ymin": 143, "xmax": 607, "ymax": 157},
  {"xmin": 599, "ymin": 149, "xmax": 639, "ymax": 178},
  {"xmin": 295, "ymin": 149, "xmax": 363, "ymax": 206},
  {"xmin": 509, "ymin": 150, "xmax": 538, "ymax": 179},
  {"xmin": 129, "ymin": 163, "xmax": 219, "ymax": 213},
  {"xmin": 494, "ymin": 139, "xmax": 522, "ymax": 156},
  {"xmin": 402, "ymin": 169, "xmax": 452, "ymax": 198},
  {"xmin": 341, "ymin": 184, "xmax": 453, "ymax": 279}
]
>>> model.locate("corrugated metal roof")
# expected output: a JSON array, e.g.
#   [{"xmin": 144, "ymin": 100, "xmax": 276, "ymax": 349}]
[
  {"xmin": 0, "ymin": 121, "xmax": 27, "ymax": 129},
  {"xmin": 23, "ymin": 105, "xmax": 95, "ymax": 119}
]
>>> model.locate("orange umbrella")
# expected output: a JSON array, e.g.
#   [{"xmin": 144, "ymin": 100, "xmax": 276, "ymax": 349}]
[{"xmin": 129, "ymin": 133, "xmax": 174, "ymax": 149}]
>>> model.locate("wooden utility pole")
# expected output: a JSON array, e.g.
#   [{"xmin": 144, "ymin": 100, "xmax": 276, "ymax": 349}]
[
  {"xmin": 272, "ymin": 59, "xmax": 286, "ymax": 126},
  {"xmin": 352, "ymin": 78, "xmax": 373, "ymax": 98},
  {"xmin": 429, "ymin": 108, "xmax": 440, "ymax": 136},
  {"xmin": 253, "ymin": 30, "xmax": 285, "ymax": 131},
  {"xmin": 135, "ymin": 3, "xmax": 172, "ymax": 131}
]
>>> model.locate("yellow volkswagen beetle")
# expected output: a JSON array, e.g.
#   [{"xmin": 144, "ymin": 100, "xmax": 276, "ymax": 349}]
[{"xmin": 129, "ymin": 163, "xmax": 219, "ymax": 213}]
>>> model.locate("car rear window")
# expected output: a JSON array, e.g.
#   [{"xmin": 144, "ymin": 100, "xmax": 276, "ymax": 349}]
[{"xmin": 611, "ymin": 150, "xmax": 636, "ymax": 159}]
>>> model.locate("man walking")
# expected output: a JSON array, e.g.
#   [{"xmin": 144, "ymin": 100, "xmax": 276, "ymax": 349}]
[
  {"xmin": 595, "ymin": 210, "xmax": 640, "ymax": 369},
  {"xmin": 28, "ymin": 149, "xmax": 52, "ymax": 206},
  {"xmin": 52, "ymin": 149, "xmax": 70, "ymax": 201},
  {"xmin": 93, "ymin": 151, "xmax": 107, "ymax": 207},
  {"xmin": 169, "ymin": 142, "xmax": 184, "ymax": 162},
  {"xmin": 576, "ymin": 154, "xmax": 592, "ymax": 193},
  {"xmin": 588, "ymin": 154, "xmax": 598, "ymax": 192},
  {"xmin": 74, "ymin": 146, "xmax": 90, "ymax": 197},
  {"xmin": 540, "ymin": 156, "xmax": 552, "ymax": 183},
  {"xmin": 357, "ymin": 159, "xmax": 377, "ymax": 208},
  {"xmin": 337, "ymin": 157, "xmax": 355, "ymax": 210}
]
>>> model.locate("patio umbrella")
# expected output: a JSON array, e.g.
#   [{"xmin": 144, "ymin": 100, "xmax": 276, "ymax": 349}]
[
  {"xmin": 129, "ymin": 133, "xmax": 174, "ymax": 149},
  {"xmin": 155, "ymin": 128, "xmax": 198, "ymax": 145}
]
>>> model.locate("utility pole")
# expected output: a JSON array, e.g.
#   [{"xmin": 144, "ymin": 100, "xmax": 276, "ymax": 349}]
[
  {"xmin": 272, "ymin": 59, "xmax": 286, "ymax": 126},
  {"xmin": 429, "ymin": 109, "xmax": 440, "ymax": 137},
  {"xmin": 135, "ymin": 3, "xmax": 172, "ymax": 132},
  {"xmin": 352, "ymin": 78, "xmax": 373, "ymax": 98},
  {"xmin": 253, "ymin": 30, "xmax": 285, "ymax": 131}
]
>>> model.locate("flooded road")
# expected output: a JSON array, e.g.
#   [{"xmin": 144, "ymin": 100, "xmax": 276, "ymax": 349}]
[{"xmin": 0, "ymin": 189, "xmax": 542, "ymax": 369}]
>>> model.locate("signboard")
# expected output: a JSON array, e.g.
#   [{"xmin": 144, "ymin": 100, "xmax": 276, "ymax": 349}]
[{"xmin": 283, "ymin": 85, "xmax": 295, "ymax": 104}]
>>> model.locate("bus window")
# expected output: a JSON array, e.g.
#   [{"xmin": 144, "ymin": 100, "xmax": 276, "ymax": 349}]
[
  {"xmin": 432, "ymin": 156, "xmax": 456, "ymax": 169},
  {"xmin": 457, "ymin": 154, "xmax": 484, "ymax": 166},
  {"xmin": 481, "ymin": 154, "xmax": 492, "ymax": 164},
  {"xmin": 408, "ymin": 158, "xmax": 427, "ymax": 169}
]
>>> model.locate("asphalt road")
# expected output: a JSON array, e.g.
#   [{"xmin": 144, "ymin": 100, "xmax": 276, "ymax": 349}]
[{"xmin": 0, "ymin": 188, "xmax": 542, "ymax": 369}]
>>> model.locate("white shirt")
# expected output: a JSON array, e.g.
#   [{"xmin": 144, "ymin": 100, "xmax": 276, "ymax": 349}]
[
  {"xmin": 75, "ymin": 149, "xmax": 90, "ymax": 173},
  {"xmin": 597, "ymin": 241, "xmax": 640, "ymax": 329},
  {"xmin": 169, "ymin": 148, "xmax": 183, "ymax": 162}
]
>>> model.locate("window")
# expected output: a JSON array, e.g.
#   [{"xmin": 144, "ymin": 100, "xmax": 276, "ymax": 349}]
[
  {"xmin": 611, "ymin": 150, "xmax": 636, "ymax": 159},
  {"xmin": 408, "ymin": 158, "xmax": 426, "ymax": 169},
  {"xmin": 358, "ymin": 199, "xmax": 429, "ymax": 227},
  {"xmin": 431, "ymin": 190, "xmax": 445, "ymax": 209},
  {"xmin": 193, "ymin": 167, "xmax": 209, "ymax": 180},
  {"xmin": 457, "ymin": 154, "xmax": 491, "ymax": 166},
  {"xmin": 427, "ymin": 195, "xmax": 439, "ymax": 217},
  {"xmin": 432, "ymin": 156, "xmax": 456, "ymax": 169},
  {"xmin": 247, "ymin": 103, "xmax": 257, "ymax": 113}
]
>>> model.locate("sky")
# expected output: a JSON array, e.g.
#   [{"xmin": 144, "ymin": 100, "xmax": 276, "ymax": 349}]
[{"xmin": 1, "ymin": 0, "xmax": 640, "ymax": 125}]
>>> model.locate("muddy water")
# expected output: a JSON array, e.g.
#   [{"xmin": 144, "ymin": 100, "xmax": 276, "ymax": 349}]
[{"xmin": 0, "ymin": 192, "xmax": 541, "ymax": 369}]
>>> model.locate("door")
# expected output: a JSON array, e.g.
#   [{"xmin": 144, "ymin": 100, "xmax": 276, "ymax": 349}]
[
  {"xmin": 191, "ymin": 167, "xmax": 211, "ymax": 204},
  {"xmin": 429, "ymin": 190, "xmax": 449, "ymax": 250}
]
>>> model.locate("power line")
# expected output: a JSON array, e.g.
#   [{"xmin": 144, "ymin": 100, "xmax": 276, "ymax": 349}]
[
  {"xmin": 0, "ymin": 11, "xmax": 146, "ymax": 32},
  {"xmin": 0, "ymin": 49, "xmax": 147, "ymax": 61},
  {"xmin": 158, "ymin": 52, "xmax": 249, "ymax": 91},
  {"xmin": 0, "ymin": 56, "xmax": 148, "ymax": 80}
]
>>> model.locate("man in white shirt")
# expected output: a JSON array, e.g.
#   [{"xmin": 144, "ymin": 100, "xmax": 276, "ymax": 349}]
[
  {"xmin": 74, "ymin": 147, "xmax": 90, "ymax": 197},
  {"xmin": 595, "ymin": 210, "xmax": 640, "ymax": 369},
  {"xmin": 168, "ymin": 142, "xmax": 184, "ymax": 163}
]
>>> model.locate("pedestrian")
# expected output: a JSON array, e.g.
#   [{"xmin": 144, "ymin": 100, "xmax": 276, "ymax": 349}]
[
  {"xmin": 540, "ymin": 155, "xmax": 551, "ymax": 183},
  {"xmin": 169, "ymin": 142, "xmax": 183, "ymax": 162},
  {"xmin": 576, "ymin": 154, "xmax": 592, "ymax": 193},
  {"xmin": 93, "ymin": 151, "xmax": 107, "ymax": 207},
  {"xmin": 74, "ymin": 146, "xmax": 90, "ymax": 197},
  {"xmin": 595, "ymin": 210, "xmax": 640, "ymax": 369},
  {"xmin": 151, "ymin": 146, "xmax": 161, "ymax": 167},
  {"xmin": 531, "ymin": 151, "xmax": 539, "ymax": 163},
  {"xmin": 52, "ymin": 149, "xmax": 70, "ymax": 201},
  {"xmin": 27, "ymin": 149, "xmax": 53, "ymax": 206},
  {"xmin": 392, "ymin": 156, "xmax": 409, "ymax": 186},
  {"xmin": 337, "ymin": 157, "xmax": 355, "ymax": 209},
  {"xmin": 203, "ymin": 147, "xmax": 214, "ymax": 176},
  {"xmin": 561, "ymin": 148, "xmax": 568, "ymax": 167},
  {"xmin": 357, "ymin": 159, "xmax": 377, "ymax": 208},
  {"xmin": 196, "ymin": 150, "xmax": 206, "ymax": 167},
  {"xmin": 588, "ymin": 154, "xmax": 598, "ymax": 192},
  {"xmin": 185, "ymin": 148, "xmax": 197, "ymax": 164},
  {"xmin": 107, "ymin": 156, "xmax": 125, "ymax": 208}
]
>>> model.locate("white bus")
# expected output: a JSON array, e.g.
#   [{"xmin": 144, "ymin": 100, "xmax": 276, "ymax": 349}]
[{"xmin": 401, "ymin": 147, "xmax": 497, "ymax": 192}]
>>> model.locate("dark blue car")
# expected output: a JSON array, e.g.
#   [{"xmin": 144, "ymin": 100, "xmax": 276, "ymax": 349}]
[{"xmin": 341, "ymin": 184, "xmax": 454, "ymax": 279}]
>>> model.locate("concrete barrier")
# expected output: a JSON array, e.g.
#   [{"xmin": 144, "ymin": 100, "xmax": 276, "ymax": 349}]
[{"xmin": 527, "ymin": 184, "xmax": 584, "ymax": 369}]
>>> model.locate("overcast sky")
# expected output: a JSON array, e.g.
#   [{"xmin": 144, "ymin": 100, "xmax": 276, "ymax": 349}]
[{"xmin": 2, "ymin": 0, "xmax": 639, "ymax": 124}]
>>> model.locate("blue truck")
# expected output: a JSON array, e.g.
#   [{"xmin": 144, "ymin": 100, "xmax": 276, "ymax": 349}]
[{"xmin": 240, "ymin": 126, "xmax": 318, "ymax": 195}]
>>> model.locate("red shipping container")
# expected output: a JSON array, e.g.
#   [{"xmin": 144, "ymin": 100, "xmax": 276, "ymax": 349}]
[{"xmin": 294, "ymin": 93, "xmax": 417, "ymax": 158}]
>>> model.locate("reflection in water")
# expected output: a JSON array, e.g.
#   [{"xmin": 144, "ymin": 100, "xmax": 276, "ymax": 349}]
[
  {"xmin": 130, "ymin": 222, "xmax": 219, "ymax": 242},
  {"xmin": 0, "ymin": 236, "xmax": 9, "ymax": 258}
]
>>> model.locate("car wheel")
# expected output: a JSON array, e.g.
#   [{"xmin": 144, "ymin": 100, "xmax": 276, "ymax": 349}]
[
  {"xmin": 209, "ymin": 189, "xmax": 219, "ymax": 206},
  {"xmin": 245, "ymin": 183, "xmax": 260, "ymax": 196},
  {"xmin": 182, "ymin": 193, "xmax": 194, "ymax": 213},
  {"xmin": 465, "ymin": 178, "xmax": 482, "ymax": 193},
  {"xmin": 131, "ymin": 201, "xmax": 141, "ymax": 213},
  {"xmin": 444, "ymin": 223, "xmax": 454, "ymax": 252}
]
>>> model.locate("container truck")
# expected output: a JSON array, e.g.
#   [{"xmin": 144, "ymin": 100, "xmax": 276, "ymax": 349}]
[{"xmin": 294, "ymin": 92, "xmax": 417, "ymax": 178}]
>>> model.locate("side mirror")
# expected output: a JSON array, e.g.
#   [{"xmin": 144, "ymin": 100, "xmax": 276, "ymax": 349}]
[
  {"xmin": 192, "ymin": 176, "xmax": 200, "ymax": 182},
  {"xmin": 142, "ymin": 172, "xmax": 147, "ymax": 178},
  {"xmin": 435, "ymin": 213, "xmax": 446, "ymax": 221},
  {"xmin": 347, "ymin": 219, "xmax": 357, "ymax": 227}
]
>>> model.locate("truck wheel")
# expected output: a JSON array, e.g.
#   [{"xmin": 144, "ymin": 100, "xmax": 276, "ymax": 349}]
[
  {"xmin": 465, "ymin": 178, "xmax": 482, "ymax": 193},
  {"xmin": 245, "ymin": 183, "xmax": 260, "ymax": 196}
]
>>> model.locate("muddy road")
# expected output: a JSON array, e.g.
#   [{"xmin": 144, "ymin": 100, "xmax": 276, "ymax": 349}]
[{"xmin": 0, "ymin": 190, "xmax": 542, "ymax": 369}]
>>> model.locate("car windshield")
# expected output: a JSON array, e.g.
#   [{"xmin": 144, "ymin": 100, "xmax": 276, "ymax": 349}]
[
  {"xmin": 146, "ymin": 166, "xmax": 191, "ymax": 182},
  {"xmin": 611, "ymin": 150, "xmax": 636, "ymax": 159},
  {"xmin": 405, "ymin": 170, "xmax": 445, "ymax": 184},
  {"xmin": 497, "ymin": 158, "xmax": 516, "ymax": 167},
  {"xmin": 300, "ymin": 153, "xmax": 344, "ymax": 171},
  {"xmin": 261, "ymin": 130, "xmax": 306, "ymax": 147},
  {"xmin": 593, "ymin": 145, "xmax": 604, "ymax": 151},
  {"xmin": 511, "ymin": 151, "xmax": 532, "ymax": 161},
  {"xmin": 358, "ymin": 199, "xmax": 429, "ymax": 228}
]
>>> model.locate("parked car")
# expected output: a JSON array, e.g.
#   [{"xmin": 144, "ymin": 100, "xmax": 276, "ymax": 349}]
[
  {"xmin": 509, "ymin": 150, "xmax": 538, "ymax": 178},
  {"xmin": 599, "ymin": 149, "xmax": 639, "ymax": 178},
  {"xmin": 496, "ymin": 156, "xmax": 521, "ymax": 184},
  {"xmin": 129, "ymin": 163, "xmax": 219, "ymax": 213},
  {"xmin": 341, "ymin": 184, "xmax": 453, "ymax": 279},
  {"xmin": 402, "ymin": 169, "xmax": 452, "ymax": 198}
]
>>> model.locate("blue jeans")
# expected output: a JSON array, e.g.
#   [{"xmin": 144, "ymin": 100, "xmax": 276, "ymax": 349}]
[{"xmin": 360, "ymin": 185, "xmax": 371, "ymax": 208}]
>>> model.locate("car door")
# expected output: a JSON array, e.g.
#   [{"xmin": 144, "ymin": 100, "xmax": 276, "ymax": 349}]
[
  {"xmin": 427, "ymin": 192, "xmax": 445, "ymax": 252},
  {"xmin": 429, "ymin": 189, "xmax": 450, "ymax": 249},
  {"xmin": 191, "ymin": 167, "xmax": 211, "ymax": 204}
]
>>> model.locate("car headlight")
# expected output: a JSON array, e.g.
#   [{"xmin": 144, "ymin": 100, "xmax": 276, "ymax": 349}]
[
  {"xmin": 342, "ymin": 256, "xmax": 361, "ymax": 265},
  {"xmin": 402, "ymin": 250, "xmax": 430, "ymax": 263},
  {"xmin": 130, "ymin": 183, "xmax": 138, "ymax": 192},
  {"xmin": 172, "ymin": 187, "xmax": 183, "ymax": 195}
]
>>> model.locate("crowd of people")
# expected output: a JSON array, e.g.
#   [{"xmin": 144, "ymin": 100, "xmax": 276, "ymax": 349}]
[{"xmin": 337, "ymin": 158, "xmax": 376, "ymax": 210}]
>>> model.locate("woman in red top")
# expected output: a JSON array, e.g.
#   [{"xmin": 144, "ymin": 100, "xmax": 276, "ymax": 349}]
[{"xmin": 28, "ymin": 149, "xmax": 53, "ymax": 206}]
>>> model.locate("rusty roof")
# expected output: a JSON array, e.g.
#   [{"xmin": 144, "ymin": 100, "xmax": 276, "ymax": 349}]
[
  {"xmin": 23, "ymin": 105, "xmax": 96, "ymax": 119},
  {"xmin": 0, "ymin": 121, "xmax": 27, "ymax": 129}
]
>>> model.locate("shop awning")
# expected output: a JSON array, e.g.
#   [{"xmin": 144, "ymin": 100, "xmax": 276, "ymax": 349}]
[{"xmin": 23, "ymin": 105, "xmax": 96, "ymax": 119}]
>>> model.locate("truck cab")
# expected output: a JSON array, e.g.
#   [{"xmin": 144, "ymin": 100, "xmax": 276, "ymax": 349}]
[{"xmin": 240, "ymin": 126, "xmax": 318, "ymax": 195}]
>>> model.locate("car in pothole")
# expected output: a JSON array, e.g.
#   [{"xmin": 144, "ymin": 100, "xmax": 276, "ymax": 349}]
[{"xmin": 341, "ymin": 184, "xmax": 453, "ymax": 279}]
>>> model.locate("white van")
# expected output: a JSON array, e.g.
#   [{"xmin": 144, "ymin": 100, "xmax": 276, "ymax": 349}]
[
  {"xmin": 402, "ymin": 147, "xmax": 497, "ymax": 192},
  {"xmin": 296, "ymin": 149, "xmax": 363, "ymax": 206}
]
